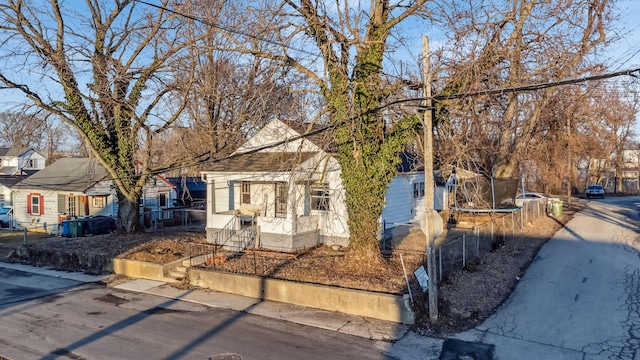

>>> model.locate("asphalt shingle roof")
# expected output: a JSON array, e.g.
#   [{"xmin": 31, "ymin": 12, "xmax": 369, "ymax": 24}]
[
  {"xmin": 205, "ymin": 152, "xmax": 317, "ymax": 172},
  {"xmin": 13, "ymin": 158, "xmax": 108, "ymax": 192}
]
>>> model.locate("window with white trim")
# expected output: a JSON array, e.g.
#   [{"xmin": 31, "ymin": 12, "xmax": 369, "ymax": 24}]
[
  {"xmin": 93, "ymin": 196, "xmax": 105, "ymax": 208},
  {"xmin": 413, "ymin": 182, "xmax": 425, "ymax": 198},
  {"xmin": 241, "ymin": 182, "xmax": 251, "ymax": 204},
  {"xmin": 310, "ymin": 184, "xmax": 330, "ymax": 211},
  {"xmin": 158, "ymin": 192, "xmax": 168, "ymax": 207},
  {"xmin": 67, "ymin": 195, "xmax": 77, "ymax": 216},
  {"xmin": 27, "ymin": 193, "xmax": 44, "ymax": 216}
]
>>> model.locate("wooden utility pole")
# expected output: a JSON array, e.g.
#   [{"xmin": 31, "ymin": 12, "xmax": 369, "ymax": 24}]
[
  {"xmin": 423, "ymin": 36, "xmax": 438, "ymax": 321},
  {"xmin": 567, "ymin": 116, "xmax": 572, "ymax": 207}
]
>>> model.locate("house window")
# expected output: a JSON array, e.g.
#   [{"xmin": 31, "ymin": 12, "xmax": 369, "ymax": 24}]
[
  {"xmin": 28, "ymin": 159, "xmax": 36, "ymax": 168},
  {"xmin": 241, "ymin": 182, "xmax": 251, "ymax": 204},
  {"xmin": 413, "ymin": 182, "xmax": 425, "ymax": 198},
  {"xmin": 27, "ymin": 193, "xmax": 44, "ymax": 215},
  {"xmin": 310, "ymin": 184, "xmax": 330, "ymax": 211},
  {"xmin": 0, "ymin": 194, "xmax": 4, "ymax": 207},
  {"xmin": 158, "ymin": 192, "xmax": 168, "ymax": 208},
  {"xmin": 93, "ymin": 196, "xmax": 105, "ymax": 208},
  {"xmin": 275, "ymin": 183, "xmax": 287, "ymax": 218}
]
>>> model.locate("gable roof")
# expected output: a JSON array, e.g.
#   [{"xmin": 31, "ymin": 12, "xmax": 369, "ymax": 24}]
[
  {"xmin": 0, "ymin": 175, "xmax": 28, "ymax": 188},
  {"xmin": 0, "ymin": 146, "xmax": 44, "ymax": 158},
  {"xmin": 205, "ymin": 152, "xmax": 318, "ymax": 172},
  {"xmin": 278, "ymin": 120, "xmax": 335, "ymax": 151},
  {"xmin": 13, "ymin": 158, "xmax": 108, "ymax": 192}
]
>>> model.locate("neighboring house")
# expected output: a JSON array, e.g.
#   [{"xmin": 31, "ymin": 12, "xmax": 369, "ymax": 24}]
[
  {"xmin": 379, "ymin": 157, "xmax": 449, "ymax": 234},
  {"xmin": 200, "ymin": 118, "xmax": 444, "ymax": 252},
  {"xmin": 0, "ymin": 146, "xmax": 46, "ymax": 175},
  {"xmin": 11, "ymin": 158, "xmax": 176, "ymax": 233},
  {"xmin": 0, "ymin": 175, "xmax": 28, "ymax": 208},
  {"xmin": 167, "ymin": 176, "xmax": 206, "ymax": 207}
]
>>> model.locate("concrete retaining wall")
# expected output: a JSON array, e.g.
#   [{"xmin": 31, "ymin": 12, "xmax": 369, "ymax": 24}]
[
  {"xmin": 189, "ymin": 268, "xmax": 414, "ymax": 324},
  {"xmin": 112, "ymin": 257, "xmax": 184, "ymax": 281}
]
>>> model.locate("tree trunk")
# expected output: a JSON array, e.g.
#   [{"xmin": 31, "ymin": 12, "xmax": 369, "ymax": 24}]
[{"xmin": 117, "ymin": 195, "xmax": 141, "ymax": 233}]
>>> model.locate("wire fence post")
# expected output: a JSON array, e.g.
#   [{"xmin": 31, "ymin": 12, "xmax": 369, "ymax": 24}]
[
  {"xmin": 439, "ymin": 245, "xmax": 442, "ymax": 281},
  {"xmin": 462, "ymin": 233, "xmax": 466, "ymax": 268}
]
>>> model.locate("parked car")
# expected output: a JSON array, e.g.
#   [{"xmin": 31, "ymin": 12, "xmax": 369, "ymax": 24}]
[
  {"xmin": 585, "ymin": 184, "xmax": 605, "ymax": 199},
  {"xmin": 0, "ymin": 207, "xmax": 11, "ymax": 228},
  {"xmin": 83, "ymin": 216, "xmax": 116, "ymax": 235},
  {"xmin": 515, "ymin": 192, "xmax": 560, "ymax": 207}
]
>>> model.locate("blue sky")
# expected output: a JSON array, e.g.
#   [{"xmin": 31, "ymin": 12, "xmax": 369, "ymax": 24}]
[{"xmin": 0, "ymin": 0, "xmax": 639, "ymax": 133}]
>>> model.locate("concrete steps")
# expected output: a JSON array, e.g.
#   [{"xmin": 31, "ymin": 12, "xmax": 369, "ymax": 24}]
[{"xmin": 166, "ymin": 264, "xmax": 189, "ymax": 282}]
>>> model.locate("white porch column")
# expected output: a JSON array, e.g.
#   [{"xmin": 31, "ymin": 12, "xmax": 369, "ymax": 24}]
[{"xmin": 287, "ymin": 179, "xmax": 296, "ymax": 233}]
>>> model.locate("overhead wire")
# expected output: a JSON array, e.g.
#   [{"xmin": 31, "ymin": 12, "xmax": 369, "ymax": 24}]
[
  {"xmin": 21, "ymin": 1, "xmax": 640, "ymax": 187},
  {"xmin": 133, "ymin": 0, "xmax": 318, "ymax": 57}
]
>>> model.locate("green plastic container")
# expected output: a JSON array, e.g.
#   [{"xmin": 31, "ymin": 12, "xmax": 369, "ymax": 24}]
[{"xmin": 551, "ymin": 201, "xmax": 563, "ymax": 216}]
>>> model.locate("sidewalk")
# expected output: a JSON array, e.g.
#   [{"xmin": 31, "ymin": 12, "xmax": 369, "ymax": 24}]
[
  {"xmin": 113, "ymin": 278, "xmax": 410, "ymax": 342},
  {"xmin": 0, "ymin": 261, "xmax": 475, "ymax": 359}
]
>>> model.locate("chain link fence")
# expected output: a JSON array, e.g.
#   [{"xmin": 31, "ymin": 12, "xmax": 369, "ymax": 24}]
[{"xmin": 382, "ymin": 199, "xmax": 552, "ymax": 282}]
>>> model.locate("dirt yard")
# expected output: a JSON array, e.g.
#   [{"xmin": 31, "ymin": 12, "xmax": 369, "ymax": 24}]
[{"xmin": 2, "ymin": 205, "xmax": 577, "ymax": 336}]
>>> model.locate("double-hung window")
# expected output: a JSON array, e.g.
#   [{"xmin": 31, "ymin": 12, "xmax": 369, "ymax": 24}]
[
  {"xmin": 413, "ymin": 182, "xmax": 425, "ymax": 199},
  {"xmin": 27, "ymin": 193, "xmax": 44, "ymax": 215},
  {"xmin": 310, "ymin": 184, "xmax": 330, "ymax": 211}
]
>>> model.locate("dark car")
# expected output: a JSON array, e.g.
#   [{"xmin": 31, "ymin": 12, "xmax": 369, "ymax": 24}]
[
  {"xmin": 84, "ymin": 216, "xmax": 116, "ymax": 235},
  {"xmin": 585, "ymin": 185, "xmax": 605, "ymax": 199}
]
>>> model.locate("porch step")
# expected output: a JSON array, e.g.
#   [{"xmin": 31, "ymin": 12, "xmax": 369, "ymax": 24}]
[
  {"xmin": 163, "ymin": 275, "xmax": 181, "ymax": 283},
  {"xmin": 175, "ymin": 265, "xmax": 188, "ymax": 273},
  {"xmin": 169, "ymin": 270, "xmax": 186, "ymax": 279}
]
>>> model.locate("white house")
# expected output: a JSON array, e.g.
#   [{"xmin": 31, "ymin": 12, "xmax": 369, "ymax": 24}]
[
  {"xmin": 11, "ymin": 158, "xmax": 176, "ymax": 233},
  {"xmin": 201, "ymin": 119, "xmax": 440, "ymax": 252},
  {"xmin": 0, "ymin": 175, "xmax": 27, "ymax": 208},
  {"xmin": 0, "ymin": 146, "xmax": 46, "ymax": 175}
]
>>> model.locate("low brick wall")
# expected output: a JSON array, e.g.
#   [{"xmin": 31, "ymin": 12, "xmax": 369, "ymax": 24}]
[
  {"xmin": 112, "ymin": 258, "xmax": 184, "ymax": 281},
  {"xmin": 189, "ymin": 268, "xmax": 414, "ymax": 324}
]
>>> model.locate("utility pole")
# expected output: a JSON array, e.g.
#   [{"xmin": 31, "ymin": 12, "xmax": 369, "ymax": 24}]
[
  {"xmin": 423, "ymin": 35, "xmax": 438, "ymax": 321},
  {"xmin": 567, "ymin": 116, "xmax": 572, "ymax": 207}
]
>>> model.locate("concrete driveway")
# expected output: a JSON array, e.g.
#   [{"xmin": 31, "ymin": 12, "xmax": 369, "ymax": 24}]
[{"xmin": 456, "ymin": 197, "xmax": 640, "ymax": 359}]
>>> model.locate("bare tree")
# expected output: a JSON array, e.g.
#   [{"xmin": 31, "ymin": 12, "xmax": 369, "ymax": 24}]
[
  {"xmin": 0, "ymin": 0, "xmax": 213, "ymax": 232},
  {"xmin": 432, "ymin": 0, "xmax": 619, "ymax": 183},
  {"xmin": 219, "ymin": 0, "xmax": 432, "ymax": 263},
  {"xmin": 0, "ymin": 110, "xmax": 72, "ymax": 162}
]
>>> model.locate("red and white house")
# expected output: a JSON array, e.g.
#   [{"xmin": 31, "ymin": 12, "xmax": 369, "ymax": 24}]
[{"xmin": 11, "ymin": 158, "xmax": 176, "ymax": 233}]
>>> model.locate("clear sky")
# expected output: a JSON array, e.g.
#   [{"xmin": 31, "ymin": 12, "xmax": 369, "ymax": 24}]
[
  {"xmin": 0, "ymin": 0, "xmax": 639, "ymax": 132},
  {"xmin": 609, "ymin": 0, "xmax": 640, "ymax": 70}
]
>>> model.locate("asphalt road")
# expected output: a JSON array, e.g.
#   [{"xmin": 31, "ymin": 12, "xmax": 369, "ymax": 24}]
[
  {"xmin": 457, "ymin": 196, "xmax": 640, "ymax": 359},
  {"xmin": 0, "ymin": 268, "xmax": 392, "ymax": 360}
]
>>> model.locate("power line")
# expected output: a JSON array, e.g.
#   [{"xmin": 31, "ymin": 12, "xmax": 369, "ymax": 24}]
[
  {"xmin": 133, "ymin": 0, "xmax": 318, "ymax": 57},
  {"xmin": 431, "ymin": 67, "xmax": 640, "ymax": 101}
]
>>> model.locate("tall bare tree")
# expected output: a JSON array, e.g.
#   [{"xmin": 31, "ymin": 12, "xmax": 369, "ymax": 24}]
[
  {"xmin": 432, "ymin": 0, "xmax": 618, "ymax": 182},
  {"xmin": 219, "ymin": 1, "xmax": 431, "ymax": 263},
  {"xmin": 0, "ymin": 0, "xmax": 210, "ymax": 232}
]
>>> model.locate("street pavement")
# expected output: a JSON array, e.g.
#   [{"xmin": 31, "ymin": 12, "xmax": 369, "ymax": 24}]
[{"xmin": 2, "ymin": 197, "xmax": 639, "ymax": 359}]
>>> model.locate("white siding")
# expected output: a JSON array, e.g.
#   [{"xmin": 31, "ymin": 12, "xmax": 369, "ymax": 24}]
[
  {"xmin": 13, "ymin": 189, "xmax": 70, "ymax": 233},
  {"xmin": 0, "ymin": 185, "xmax": 11, "ymax": 208},
  {"xmin": 234, "ymin": 119, "xmax": 322, "ymax": 154},
  {"xmin": 18, "ymin": 150, "xmax": 46, "ymax": 171},
  {"xmin": 381, "ymin": 172, "xmax": 448, "ymax": 227}
]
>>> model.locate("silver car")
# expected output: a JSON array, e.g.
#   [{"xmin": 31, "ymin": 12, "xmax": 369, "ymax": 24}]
[{"xmin": 0, "ymin": 207, "xmax": 12, "ymax": 228}]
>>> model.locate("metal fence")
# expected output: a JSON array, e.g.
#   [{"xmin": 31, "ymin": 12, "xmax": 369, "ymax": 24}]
[
  {"xmin": 438, "ymin": 199, "xmax": 550, "ymax": 281},
  {"xmin": 382, "ymin": 199, "xmax": 552, "ymax": 282},
  {"xmin": 139, "ymin": 208, "xmax": 206, "ymax": 230}
]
